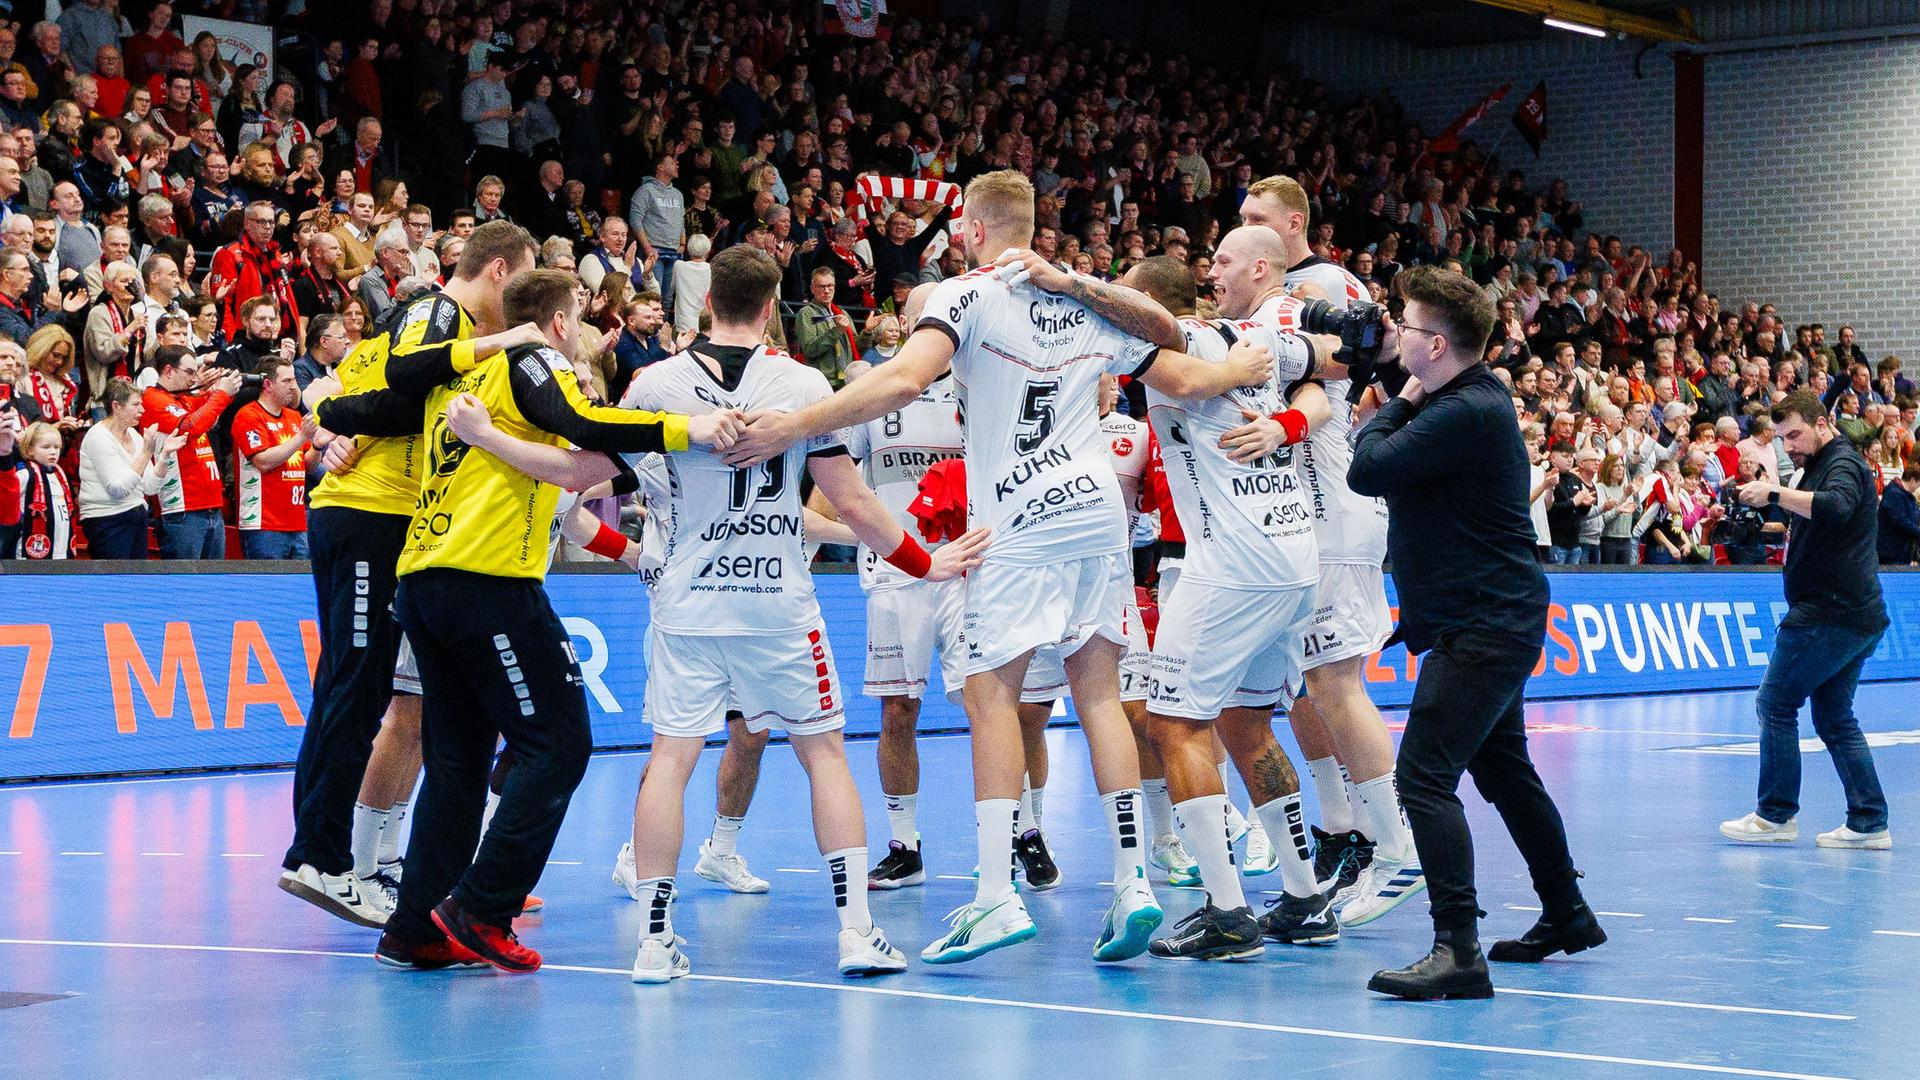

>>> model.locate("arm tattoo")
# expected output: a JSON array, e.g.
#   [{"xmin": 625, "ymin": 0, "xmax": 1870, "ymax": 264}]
[
  {"xmin": 1246, "ymin": 741, "xmax": 1300, "ymax": 806},
  {"xmin": 1061, "ymin": 275, "xmax": 1179, "ymax": 349}
]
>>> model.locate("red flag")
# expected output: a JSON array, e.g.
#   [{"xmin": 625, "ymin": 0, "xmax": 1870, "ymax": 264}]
[
  {"xmin": 1513, "ymin": 82, "xmax": 1547, "ymax": 156},
  {"xmin": 1426, "ymin": 84, "xmax": 1511, "ymax": 156}
]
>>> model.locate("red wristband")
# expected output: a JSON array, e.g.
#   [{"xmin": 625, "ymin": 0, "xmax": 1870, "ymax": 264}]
[
  {"xmin": 882, "ymin": 533, "xmax": 933, "ymax": 578},
  {"xmin": 1268, "ymin": 408, "xmax": 1310, "ymax": 446},
  {"xmin": 584, "ymin": 521, "xmax": 627, "ymax": 561}
]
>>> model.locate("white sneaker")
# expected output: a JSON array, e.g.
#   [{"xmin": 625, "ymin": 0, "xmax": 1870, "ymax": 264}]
[
  {"xmin": 1817, "ymin": 825, "xmax": 1891, "ymax": 850},
  {"xmin": 1225, "ymin": 801, "xmax": 1251, "ymax": 845},
  {"xmin": 278, "ymin": 864, "xmax": 392, "ymax": 928},
  {"xmin": 613, "ymin": 841, "xmax": 644, "ymax": 900},
  {"xmin": 1335, "ymin": 853, "xmax": 1426, "ymax": 927},
  {"xmin": 361, "ymin": 866, "xmax": 401, "ymax": 909},
  {"xmin": 1242, "ymin": 818, "xmax": 1279, "ymax": 877},
  {"xmin": 1094, "ymin": 872, "xmax": 1164, "ymax": 962},
  {"xmin": 632, "ymin": 936, "xmax": 691, "ymax": 984},
  {"xmin": 695, "ymin": 840, "xmax": 771, "ymax": 893},
  {"xmin": 1720, "ymin": 813, "xmax": 1798, "ymax": 843},
  {"xmin": 838, "ymin": 924, "xmax": 908, "ymax": 976},
  {"xmin": 921, "ymin": 890, "xmax": 1037, "ymax": 964},
  {"xmin": 1150, "ymin": 836, "xmax": 1201, "ymax": 887}
]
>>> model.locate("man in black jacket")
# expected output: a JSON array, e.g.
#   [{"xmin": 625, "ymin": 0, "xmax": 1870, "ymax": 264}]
[
  {"xmin": 1348, "ymin": 266, "xmax": 1602, "ymax": 1001},
  {"xmin": 1724, "ymin": 393, "xmax": 1891, "ymax": 849},
  {"xmin": 1878, "ymin": 463, "xmax": 1920, "ymax": 565}
]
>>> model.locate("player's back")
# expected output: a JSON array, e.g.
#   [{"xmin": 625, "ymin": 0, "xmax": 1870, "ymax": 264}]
[
  {"xmin": 622, "ymin": 345, "xmax": 834, "ymax": 634},
  {"xmin": 847, "ymin": 375, "xmax": 963, "ymax": 590},
  {"xmin": 918, "ymin": 268, "xmax": 1158, "ymax": 566},
  {"xmin": 1146, "ymin": 316, "xmax": 1318, "ymax": 590}
]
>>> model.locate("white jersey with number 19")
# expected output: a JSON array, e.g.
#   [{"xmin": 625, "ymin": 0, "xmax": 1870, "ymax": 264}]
[{"xmin": 916, "ymin": 267, "xmax": 1159, "ymax": 566}]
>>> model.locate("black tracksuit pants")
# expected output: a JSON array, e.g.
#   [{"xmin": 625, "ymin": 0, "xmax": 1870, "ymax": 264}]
[
  {"xmin": 386, "ymin": 569, "xmax": 594, "ymax": 939},
  {"xmin": 1395, "ymin": 628, "xmax": 1581, "ymax": 935},
  {"xmin": 282, "ymin": 507, "xmax": 410, "ymax": 874}
]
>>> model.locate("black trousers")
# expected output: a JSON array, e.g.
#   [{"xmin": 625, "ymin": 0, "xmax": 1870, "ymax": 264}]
[
  {"xmin": 1396, "ymin": 628, "xmax": 1580, "ymax": 934},
  {"xmin": 282, "ymin": 506, "xmax": 410, "ymax": 874},
  {"xmin": 388, "ymin": 569, "xmax": 594, "ymax": 939},
  {"xmin": 82, "ymin": 506, "xmax": 149, "ymax": 559}
]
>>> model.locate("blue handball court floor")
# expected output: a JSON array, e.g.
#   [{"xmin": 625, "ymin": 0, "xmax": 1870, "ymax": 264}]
[{"xmin": 0, "ymin": 684, "xmax": 1914, "ymax": 1080}]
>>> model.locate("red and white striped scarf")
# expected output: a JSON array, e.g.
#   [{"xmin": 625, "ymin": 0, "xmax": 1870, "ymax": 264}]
[{"xmin": 847, "ymin": 175, "xmax": 964, "ymax": 239}]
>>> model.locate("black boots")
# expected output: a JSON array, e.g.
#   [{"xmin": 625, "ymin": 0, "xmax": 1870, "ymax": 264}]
[
  {"xmin": 1367, "ymin": 927, "xmax": 1494, "ymax": 1000},
  {"xmin": 1489, "ymin": 903, "xmax": 1608, "ymax": 963}
]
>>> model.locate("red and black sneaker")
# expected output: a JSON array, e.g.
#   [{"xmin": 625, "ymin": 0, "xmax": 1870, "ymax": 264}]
[
  {"xmin": 432, "ymin": 897, "xmax": 542, "ymax": 973},
  {"xmin": 374, "ymin": 930, "xmax": 486, "ymax": 971}
]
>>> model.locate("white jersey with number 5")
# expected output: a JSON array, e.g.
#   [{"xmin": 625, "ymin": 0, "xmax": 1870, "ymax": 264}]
[
  {"xmin": 1275, "ymin": 260, "xmax": 1389, "ymax": 566},
  {"xmin": 1147, "ymin": 316, "xmax": 1319, "ymax": 590},
  {"xmin": 916, "ymin": 267, "xmax": 1159, "ymax": 566},
  {"xmin": 619, "ymin": 345, "xmax": 841, "ymax": 634},
  {"xmin": 844, "ymin": 375, "xmax": 964, "ymax": 592}
]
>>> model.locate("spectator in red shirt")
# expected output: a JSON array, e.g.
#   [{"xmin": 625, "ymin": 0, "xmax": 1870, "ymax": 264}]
[
  {"xmin": 139, "ymin": 343, "xmax": 239, "ymax": 559},
  {"xmin": 123, "ymin": 2, "xmax": 186, "ymax": 86},
  {"xmin": 207, "ymin": 201, "xmax": 298, "ymax": 339},
  {"xmin": 92, "ymin": 46, "xmax": 131, "ymax": 117},
  {"xmin": 232, "ymin": 356, "xmax": 313, "ymax": 559}
]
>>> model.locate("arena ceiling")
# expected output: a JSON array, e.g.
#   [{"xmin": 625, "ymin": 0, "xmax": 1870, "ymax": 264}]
[{"xmin": 1301, "ymin": 0, "xmax": 1696, "ymax": 47}]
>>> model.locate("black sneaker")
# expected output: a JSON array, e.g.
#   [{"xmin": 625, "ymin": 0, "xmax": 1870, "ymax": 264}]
[
  {"xmin": 1015, "ymin": 829, "xmax": 1061, "ymax": 891},
  {"xmin": 1148, "ymin": 902, "xmax": 1265, "ymax": 961},
  {"xmin": 866, "ymin": 840, "xmax": 925, "ymax": 891},
  {"xmin": 1311, "ymin": 828, "xmax": 1374, "ymax": 893},
  {"xmin": 1258, "ymin": 891, "xmax": 1341, "ymax": 945}
]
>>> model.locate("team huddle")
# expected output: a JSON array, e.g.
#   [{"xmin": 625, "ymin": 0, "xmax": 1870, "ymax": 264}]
[{"xmin": 274, "ymin": 169, "xmax": 1430, "ymax": 982}]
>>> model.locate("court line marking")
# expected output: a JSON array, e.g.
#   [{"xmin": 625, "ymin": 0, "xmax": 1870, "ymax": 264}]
[
  {"xmin": 0, "ymin": 938, "xmax": 1860, "ymax": 1079},
  {"xmin": 1595, "ymin": 911, "xmax": 1646, "ymax": 918},
  {"xmin": 545, "ymin": 861, "xmax": 583, "ymax": 866},
  {"xmin": 1777, "ymin": 924, "xmax": 1830, "ymax": 931},
  {"xmin": 1872, "ymin": 930, "xmax": 1920, "ymax": 938},
  {"xmin": 141, "ymin": 852, "xmax": 185, "ymax": 858},
  {"xmin": 57, "ymin": 852, "xmax": 103, "ymax": 857},
  {"xmin": 934, "ymin": 875, "xmax": 973, "ymax": 881},
  {"xmin": 1687, "ymin": 917, "xmax": 1737, "ymax": 924},
  {"xmin": 0, "ymin": 851, "xmax": 18, "ymax": 856},
  {"xmin": 773, "ymin": 868, "xmax": 819, "ymax": 874},
  {"xmin": 220, "ymin": 853, "xmax": 265, "ymax": 859},
  {"xmin": 1493, "ymin": 988, "xmax": 1852, "ymax": 1021}
]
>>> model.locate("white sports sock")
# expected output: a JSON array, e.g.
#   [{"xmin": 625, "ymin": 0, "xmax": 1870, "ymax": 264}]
[
  {"xmin": 1017, "ymin": 778, "xmax": 1036, "ymax": 835},
  {"xmin": 882, "ymin": 791, "xmax": 918, "ymax": 847},
  {"xmin": 1029, "ymin": 786, "xmax": 1045, "ymax": 835},
  {"xmin": 1307, "ymin": 756, "xmax": 1356, "ymax": 833},
  {"xmin": 1175, "ymin": 795, "xmax": 1246, "ymax": 910},
  {"xmin": 1101, "ymin": 788, "xmax": 1148, "ymax": 887},
  {"xmin": 708, "ymin": 814, "xmax": 745, "ymax": 857},
  {"xmin": 639, "ymin": 876, "xmax": 676, "ymax": 941},
  {"xmin": 825, "ymin": 847, "xmax": 871, "ymax": 932},
  {"xmin": 974, "ymin": 798, "xmax": 1018, "ymax": 904},
  {"xmin": 375, "ymin": 798, "xmax": 409, "ymax": 865},
  {"xmin": 1217, "ymin": 763, "xmax": 1248, "ymax": 836},
  {"xmin": 350, "ymin": 802, "xmax": 389, "ymax": 879},
  {"xmin": 1142, "ymin": 778, "xmax": 1178, "ymax": 844},
  {"xmin": 1353, "ymin": 774, "xmax": 1416, "ymax": 862},
  {"xmin": 1254, "ymin": 793, "xmax": 1320, "ymax": 900}
]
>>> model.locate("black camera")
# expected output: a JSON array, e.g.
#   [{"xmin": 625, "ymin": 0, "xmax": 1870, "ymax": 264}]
[
  {"xmin": 1297, "ymin": 297, "xmax": 1396, "ymax": 403},
  {"xmin": 239, "ymin": 372, "xmax": 265, "ymax": 391},
  {"xmin": 1713, "ymin": 486, "xmax": 1767, "ymax": 546}
]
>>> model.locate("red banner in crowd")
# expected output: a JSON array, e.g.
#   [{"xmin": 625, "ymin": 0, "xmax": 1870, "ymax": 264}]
[
  {"xmin": 1426, "ymin": 84, "xmax": 1512, "ymax": 156},
  {"xmin": 1514, "ymin": 82, "xmax": 1548, "ymax": 156}
]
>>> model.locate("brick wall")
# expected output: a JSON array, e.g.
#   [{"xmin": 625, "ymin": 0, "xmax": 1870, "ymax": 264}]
[
  {"xmin": 1702, "ymin": 38, "xmax": 1920, "ymax": 365},
  {"xmin": 1285, "ymin": 29, "xmax": 1676, "ymax": 254}
]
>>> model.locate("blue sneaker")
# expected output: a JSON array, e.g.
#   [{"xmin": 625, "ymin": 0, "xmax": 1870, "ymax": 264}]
[
  {"xmin": 1094, "ymin": 872, "xmax": 1164, "ymax": 962},
  {"xmin": 921, "ymin": 891, "xmax": 1037, "ymax": 965}
]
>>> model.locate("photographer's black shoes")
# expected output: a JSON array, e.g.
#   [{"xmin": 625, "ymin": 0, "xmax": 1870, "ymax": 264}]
[
  {"xmin": 1489, "ymin": 904, "xmax": 1608, "ymax": 963},
  {"xmin": 1368, "ymin": 928, "xmax": 1494, "ymax": 1000}
]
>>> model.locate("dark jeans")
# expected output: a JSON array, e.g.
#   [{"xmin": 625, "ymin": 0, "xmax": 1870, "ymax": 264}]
[
  {"xmin": 159, "ymin": 508, "xmax": 224, "ymax": 560},
  {"xmin": 282, "ymin": 507, "xmax": 409, "ymax": 875},
  {"xmin": 241, "ymin": 529, "xmax": 309, "ymax": 559},
  {"xmin": 1599, "ymin": 536, "xmax": 1637, "ymax": 564},
  {"xmin": 1396, "ymin": 628, "xmax": 1581, "ymax": 934},
  {"xmin": 1549, "ymin": 543, "xmax": 1587, "ymax": 565},
  {"xmin": 652, "ymin": 248, "xmax": 681, "ymax": 313},
  {"xmin": 83, "ymin": 506, "xmax": 149, "ymax": 559},
  {"xmin": 1755, "ymin": 622, "xmax": 1889, "ymax": 833},
  {"xmin": 388, "ymin": 569, "xmax": 594, "ymax": 938}
]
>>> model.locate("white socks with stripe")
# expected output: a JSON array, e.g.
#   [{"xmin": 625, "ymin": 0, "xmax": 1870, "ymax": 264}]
[
  {"xmin": 1353, "ymin": 773, "xmax": 1416, "ymax": 863},
  {"xmin": 1101, "ymin": 788, "xmax": 1148, "ymax": 888},
  {"xmin": 708, "ymin": 814, "xmax": 745, "ymax": 857},
  {"xmin": 1219, "ymin": 763, "xmax": 1249, "ymax": 836},
  {"xmin": 350, "ymin": 803, "xmax": 388, "ymax": 879},
  {"xmin": 974, "ymin": 798, "xmax": 1018, "ymax": 904},
  {"xmin": 1254, "ymin": 793, "xmax": 1320, "ymax": 900},
  {"xmin": 1143, "ymin": 778, "xmax": 1178, "ymax": 844},
  {"xmin": 1175, "ymin": 794, "xmax": 1246, "ymax": 910},
  {"xmin": 640, "ymin": 876, "xmax": 676, "ymax": 942},
  {"xmin": 883, "ymin": 791, "xmax": 918, "ymax": 847},
  {"xmin": 1307, "ymin": 756, "xmax": 1356, "ymax": 834},
  {"xmin": 825, "ymin": 847, "xmax": 872, "ymax": 932},
  {"xmin": 376, "ymin": 798, "xmax": 409, "ymax": 865}
]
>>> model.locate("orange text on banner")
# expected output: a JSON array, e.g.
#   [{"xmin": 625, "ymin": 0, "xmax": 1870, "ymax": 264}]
[
  {"xmin": 225, "ymin": 621, "xmax": 304, "ymax": 729},
  {"xmin": 1, "ymin": 624, "xmax": 53, "ymax": 738},
  {"xmin": 105, "ymin": 622, "xmax": 213, "ymax": 733}
]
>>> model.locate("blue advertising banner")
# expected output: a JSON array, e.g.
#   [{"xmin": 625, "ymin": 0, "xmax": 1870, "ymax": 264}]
[{"xmin": 3, "ymin": 569, "xmax": 1918, "ymax": 781}]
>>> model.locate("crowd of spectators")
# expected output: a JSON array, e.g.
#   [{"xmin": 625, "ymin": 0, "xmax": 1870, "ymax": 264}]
[{"xmin": 0, "ymin": 0, "xmax": 1913, "ymax": 568}]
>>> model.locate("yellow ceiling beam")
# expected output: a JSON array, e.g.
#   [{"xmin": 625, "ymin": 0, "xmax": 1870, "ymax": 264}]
[{"xmin": 1466, "ymin": 0, "xmax": 1703, "ymax": 43}]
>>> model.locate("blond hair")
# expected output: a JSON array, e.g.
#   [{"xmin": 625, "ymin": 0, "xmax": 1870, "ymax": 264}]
[
  {"xmin": 1247, "ymin": 174, "xmax": 1311, "ymax": 228},
  {"xmin": 962, "ymin": 170, "xmax": 1035, "ymax": 236}
]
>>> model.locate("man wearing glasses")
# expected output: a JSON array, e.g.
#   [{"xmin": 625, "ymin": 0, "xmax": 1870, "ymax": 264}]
[{"xmin": 207, "ymin": 200, "xmax": 299, "ymax": 339}]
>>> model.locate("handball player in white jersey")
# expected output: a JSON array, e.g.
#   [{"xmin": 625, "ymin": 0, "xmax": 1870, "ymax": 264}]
[
  {"xmin": 724, "ymin": 170, "xmax": 1274, "ymax": 965},
  {"xmin": 1241, "ymin": 176, "xmax": 1420, "ymax": 924}
]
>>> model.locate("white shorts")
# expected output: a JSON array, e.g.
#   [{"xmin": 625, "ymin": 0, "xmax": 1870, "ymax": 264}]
[
  {"xmin": 1302, "ymin": 563, "xmax": 1392, "ymax": 672},
  {"xmin": 1022, "ymin": 599, "xmax": 1149, "ymax": 704},
  {"xmin": 392, "ymin": 633, "xmax": 421, "ymax": 696},
  {"xmin": 1151, "ymin": 582, "xmax": 1313, "ymax": 721},
  {"xmin": 644, "ymin": 625, "xmax": 847, "ymax": 740},
  {"xmin": 961, "ymin": 552, "xmax": 1132, "ymax": 679},
  {"xmin": 864, "ymin": 577, "xmax": 967, "ymax": 705},
  {"xmin": 1157, "ymin": 559, "xmax": 1182, "ymax": 604}
]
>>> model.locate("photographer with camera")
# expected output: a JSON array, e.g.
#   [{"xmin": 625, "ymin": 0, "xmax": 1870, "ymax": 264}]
[
  {"xmin": 1719, "ymin": 392, "xmax": 1891, "ymax": 850},
  {"xmin": 1715, "ymin": 458, "xmax": 1787, "ymax": 565},
  {"xmin": 139, "ymin": 343, "xmax": 241, "ymax": 559},
  {"xmin": 1348, "ymin": 266, "xmax": 1601, "ymax": 1001}
]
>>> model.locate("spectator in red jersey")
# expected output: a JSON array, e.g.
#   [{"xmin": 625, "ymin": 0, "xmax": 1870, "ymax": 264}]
[
  {"xmin": 207, "ymin": 200, "xmax": 297, "ymax": 340},
  {"xmin": 232, "ymin": 356, "xmax": 313, "ymax": 559},
  {"xmin": 123, "ymin": 3, "xmax": 185, "ymax": 86},
  {"xmin": 6, "ymin": 419, "xmax": 74, "ymax": 558},
  {"xmin": 140, "ymin": 343, "xmax": 239, "ymax": 559}
]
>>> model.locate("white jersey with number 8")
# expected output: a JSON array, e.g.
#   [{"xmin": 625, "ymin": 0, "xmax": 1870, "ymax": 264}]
[{"xmin": 844, "ymin": 375, "xmax": 964, "ymax": 593}]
